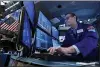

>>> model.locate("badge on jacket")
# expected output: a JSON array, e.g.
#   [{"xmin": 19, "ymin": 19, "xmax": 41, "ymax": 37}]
[{"xmin": 77, "ymin": 29, "xmax": 83, "ymax": 33}]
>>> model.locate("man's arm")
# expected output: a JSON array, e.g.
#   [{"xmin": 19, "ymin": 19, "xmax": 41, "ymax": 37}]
[
  {"xmin": 74, "ymin": 26, "xmax": 99, "ymax": 57},
  {"xmin": 57, "ymin": 25, "xmax": 99, "ymax": 57}
]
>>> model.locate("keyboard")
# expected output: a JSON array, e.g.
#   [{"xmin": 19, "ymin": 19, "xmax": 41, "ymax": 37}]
[{"xmin": 35, "ymin": 48, "xmax": 49, "ymax": 53}]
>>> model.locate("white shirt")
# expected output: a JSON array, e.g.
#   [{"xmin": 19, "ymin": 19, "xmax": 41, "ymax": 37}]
[{"xmin": 72, "ymin": 45, "xmax": 80, "ymax": 54}]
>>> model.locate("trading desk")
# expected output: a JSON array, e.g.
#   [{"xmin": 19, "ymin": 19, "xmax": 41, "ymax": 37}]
[{"xmin": 9, "ymin": 54, "xmax": 100, "ymax": 67}]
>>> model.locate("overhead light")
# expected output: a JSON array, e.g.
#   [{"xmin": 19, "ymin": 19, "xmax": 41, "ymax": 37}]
[
  {"xmin": 1, "ymin": 1, "xmax": 10, "ymax": 5},
  {"xmin": 50, "ymin": 18, "xmax": 60, "ymax": 24},
  {"xmin": 88, "ymin": 19, "xmax": 90, "ymax": 21},
  {"xmin": 61, "ymin": 14, "xmax": 66, "ymax": 19},
  {"xmin": 79, "ymin": 21, "xmax": 82, "ymax": 23},
  {"xmin": 3, "ymin": 1, "xmax": 10, "ymax": 3},
  {"xmin": 1, "ymin": 2, "xmax": 4, "ymax": 5}
]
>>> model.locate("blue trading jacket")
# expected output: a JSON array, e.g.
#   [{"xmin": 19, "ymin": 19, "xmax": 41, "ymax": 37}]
[{"xmin": 62, "ymin": 22, "xmax": 99, "ymax": 58}]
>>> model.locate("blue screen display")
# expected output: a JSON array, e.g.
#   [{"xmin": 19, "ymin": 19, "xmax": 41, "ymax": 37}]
[
  {"xmin": 11, "ymin": 9, "xmax": 21, "ymax": 21},
  {"xmin": 22, "ymin": 11, "xmax": 32, "ymax": 48},
  {"xmin": 52, "ymin": 39, "xmax": 60, "ymax": 47},
  {"xmin": 38, "ymin": 11, "xmax": 51, "ymax": 34},
  {"xmin": 36, "ymin": 28, "xmax": 52, "ymax": 49},
  {"xmin": 23, "ymin": 1, "xmax": 35, "ymax": 26},
  {"xmin": 52, "ymin": 26, "xmax": 59, "ymax": 39},
  {"xmin": 0, "ymin": 9, "xmax": 21, "ymax": 24}
]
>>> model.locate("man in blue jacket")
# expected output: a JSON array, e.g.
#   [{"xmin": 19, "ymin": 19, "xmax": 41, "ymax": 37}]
[{"xmin": 48, "ymin": 13, "xmax": 99, "ymax": 61}]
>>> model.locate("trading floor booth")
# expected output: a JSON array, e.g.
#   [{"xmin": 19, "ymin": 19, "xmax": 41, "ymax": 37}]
[
  {"xmin": 0, "ymin": 2, "xmax": 22, "ymax": 66},
  {"xmin": 0, "ymin": 1, "xmax": 100, "ymax": 67}
]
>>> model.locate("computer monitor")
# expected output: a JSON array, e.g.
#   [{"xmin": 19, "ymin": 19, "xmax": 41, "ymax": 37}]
[
  {"xmin": 23, "ymin": 1, "xmax": 35, "ymax": 26},
  {"xmin": 4, "ymin": 17, "xmax": 15, "ymax": 25},
  {"xmin": 15, "ymin": 6, "xmax": 35, "ymax": 57},
  {"xmin": 52, "ymin": 26, "xmax": 59, "ymax": 39},
  {"xmin": 11, "ymin": 9, "xmax": 21, "ymax": 21},
  {"xmin": 37, "ymin": 11, "xmax": 51, "ymax": 34},
  {"xmin": 36, "ymin": 28, "xmax": 52, "ymax": 50},
  {"xmin": 21, "ymin": 10, "xmax": 32, "ymax": 48},
  {"xmin": 0, "ymin": 9, "xmax": 20, "ymax": 25},
  {"xmin": 52, "ymin": 39, "xmax": 61, "ymax": 48}
]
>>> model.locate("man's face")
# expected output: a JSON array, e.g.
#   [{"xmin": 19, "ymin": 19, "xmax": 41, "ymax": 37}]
[{"xmin": 65, "ymin": 14, "xmax": 76, "ymax": 26}]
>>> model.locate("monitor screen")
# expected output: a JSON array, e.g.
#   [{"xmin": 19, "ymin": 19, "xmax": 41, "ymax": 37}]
[
  {"xmin": 22, "ymin": 11, "xmax": 32, "ymax": 48},
  {"xmin": 36, "ymin": 28, "xmax": 52, "ymax": 49},
  {"xmin": 3, "ymin": 9, "xmax": 21, "ymax": 24},
  {"xmin": 52, "ymin": 26, "xmax": 59, "ymax": 39},
  {"xmin": 23, "ymin": 1, "xmax": 35, "ymax": 25},
  {"xmin": 38, "ymin": 11, "xmax": 51, "ymax": 34},
  {"xmin": 52, "ymin": 39, "xmax": 61, "ymax": 47},
  {"xmin": 11, "ymin": 9, "xmax": 20, "ymax": 21}
]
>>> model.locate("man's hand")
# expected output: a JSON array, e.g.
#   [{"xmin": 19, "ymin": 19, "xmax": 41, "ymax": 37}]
[
  {"xmin": 47, "ymin": 47, "xmax": 57, "ymax": 55},
  {"xmin": 57, "ymin": 46, "xmax": 77, "ymax": 56},
  {"xmin": 47, "ymin": 46, "xmax": 77, "ymax": 56},
  {"xmin": 56, "ymin": 47, "xmax": 72, "ymax": 56}
]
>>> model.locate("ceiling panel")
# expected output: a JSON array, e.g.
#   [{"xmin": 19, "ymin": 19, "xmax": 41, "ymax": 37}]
[{"xmin": 39, "ymin": 1, "xmax": 100, "ymax": 21}]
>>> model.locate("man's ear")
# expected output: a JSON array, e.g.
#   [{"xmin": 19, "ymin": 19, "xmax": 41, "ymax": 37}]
[
  {"xmin": 74, "ymin": 16, "xmax": 76, "ymax": 19},
  {"xmin": 74, "ymin": 16, "xmax": 77, "ymax": 21}
]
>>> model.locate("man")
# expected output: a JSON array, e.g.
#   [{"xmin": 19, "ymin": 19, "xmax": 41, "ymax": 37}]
[{"xmin": 48, "ymin": 13, "xmax": 99, "ymax": 61}]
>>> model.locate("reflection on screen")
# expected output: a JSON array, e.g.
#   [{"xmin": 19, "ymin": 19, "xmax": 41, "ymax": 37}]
[
  {"xmin": 52, "ymin": 39, "xmax": 60, "ymax": 47},
  {"xmin": 38, "ymin": 11, "xmax": 51, "ymax": 34},
  {"xmin": 11, "ymin": 9, "xmax": 21, "ymax": 21},
  {"xmin": 36, "ymin": 28, "xmax": 52, "ymax": 49},
  {"xmin": 23, "ymin": 1, "xmax": 35, "ymax": 25},
  {"xmin": 52, "ymin": 26, "xmax": 59, "ymax": 39},
  {"xmin": 22, "ymin": 11, "xmax": 32, "ymax": 48},
  {"xmin": 3, "ymin": 9, "xmax": 20, "ymax": 25}
]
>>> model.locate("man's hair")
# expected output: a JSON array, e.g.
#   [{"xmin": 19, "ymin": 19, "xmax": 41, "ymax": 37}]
[{"xmin": 66, "ymin": 13, "xmax": 77, "ymax": 21}]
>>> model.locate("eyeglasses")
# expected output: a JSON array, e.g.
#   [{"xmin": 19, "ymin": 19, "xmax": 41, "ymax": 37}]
[
  {"xmin": 65, "ymin": 16, "xmax": 72, "ymax": 20},
  {"xmin": 64, "ymin": 16, "xmax": 71, "ymax": 23}
]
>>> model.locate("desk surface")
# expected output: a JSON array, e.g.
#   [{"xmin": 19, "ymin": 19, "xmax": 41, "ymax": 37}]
[{"xmin": 11, "ymin": 55, "xmax": 99, "ymax": 67}]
